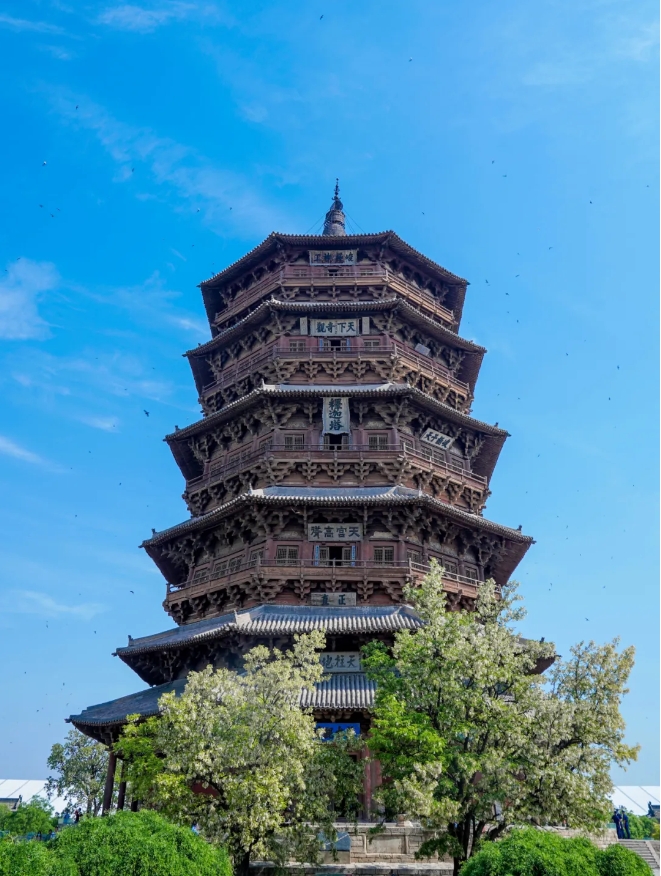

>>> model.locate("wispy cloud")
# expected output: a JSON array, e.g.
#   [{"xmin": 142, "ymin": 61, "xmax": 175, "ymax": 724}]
[
  {"xmin": 97, "ymin": 2, "xmax": 215, "ymax": 32},
  {"xmin": 0, "ymin": 14, "xmax": 66, "ymax": 34},
  {"xmin": 39, "ymin": 44, "xmax": 74, "ymax": 61},
  {"xmin": 78, "ymin": 415, "xmax": 120, "ymax": 432},
  {"xmin": 0, "ymin": 435, "xmax": 51, "ymax": 467},
  {"xmin": 48, "ymin": 90, "xmax": 291, "ymax": 235},
  {"xmin": 0, "ymin": 259, "xmax": 58, "ymax": 341},
  {"xmin": 5, "ymin": 590, "xmax": 105, "ymax": 621}
]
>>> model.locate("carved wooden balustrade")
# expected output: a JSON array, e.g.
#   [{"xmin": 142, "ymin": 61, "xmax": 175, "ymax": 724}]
[
  {"xmin": 212, "ymin": 264, "xmax": 456, "ymax": 330},
  {"xmin": 164, "ymin": 559, "xmax": 482, "ymax": 623},
  {"xmin": 200, "ymin": 339, "xmax": 472, "ymax": 414}
]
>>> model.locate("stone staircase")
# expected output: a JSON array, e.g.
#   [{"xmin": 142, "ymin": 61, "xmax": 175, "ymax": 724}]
[{"xmin": 618, "ymin": 839, "xmax": 660, "ymax": 872}]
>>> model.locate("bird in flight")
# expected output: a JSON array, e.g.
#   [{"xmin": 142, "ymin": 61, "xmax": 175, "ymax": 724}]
[
  {"xmin": 320, "ymin": 14, "xmax": 323, "ymax": 18},
  {"xmin": 144, "ymin": 410, "xmax": 150, "ymax": 417},
  {"xmin": 75, "ymin": 105, "xmax": 78, "ymax": 109},
  {"xmin": 42, "ymin": 161, "xmax": 47, "ymax": 166}
]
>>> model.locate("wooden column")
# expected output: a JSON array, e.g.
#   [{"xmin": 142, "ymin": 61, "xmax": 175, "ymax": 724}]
[
  {"xmin": 116, "ymin": 761, "xmax": 127, "ymax": 811},
  {"xmin": 102, "ymin": 750, "xmax": 117, "ymax": 815}
]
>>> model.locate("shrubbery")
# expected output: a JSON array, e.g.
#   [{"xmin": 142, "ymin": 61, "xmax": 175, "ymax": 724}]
[
  {"xmin": 0, "ymin": 811, "xmax": 231, "ymax": 876},
  {"xmin": 0, "ymin": 796, "xmax": 57, "ymax": 838},
  {"xmin": 461, "ymin": 828, "xmax": 651, "ymax": 876}
]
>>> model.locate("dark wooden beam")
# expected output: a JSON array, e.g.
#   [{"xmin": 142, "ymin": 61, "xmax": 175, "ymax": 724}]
[{"xmin": 102, "ymin": 749, "xmax": 117, "ymax": 815}]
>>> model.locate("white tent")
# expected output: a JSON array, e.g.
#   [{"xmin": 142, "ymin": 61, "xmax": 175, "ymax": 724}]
[
  {"xmin": 0, "ymin": 779, "xmax": 69, "ymax": 815},
  {"xmin": 610, "ymin": 786, "xmax": 660, "ymax": 816}
]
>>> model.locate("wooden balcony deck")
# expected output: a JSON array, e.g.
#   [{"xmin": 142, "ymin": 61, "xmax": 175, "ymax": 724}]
[
  {"xmin": 186, "ymin": 443, "xmax": 488, "ymax": 491},
  {"xmin": 213, "ymin": 265, "xmax": 456, "ymax": 329},
  {"xmin": 201, "ymin": 338, "xmax": 471, "ymax": 397}
]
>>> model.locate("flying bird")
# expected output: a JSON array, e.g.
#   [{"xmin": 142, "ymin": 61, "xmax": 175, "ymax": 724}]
[
  {"xmin": 409, "ymin": 57, "xmax": 413, "ymax": 61},
  {"xmin": 320, "ymin": 14, "xmax": 323, "ymax": 18},
  {"xmin": 42, "ymin": 161, "xmax": 47, "ymax": 166},
  {"xmin": 75, "ymin": 105, "xmax": 78, "ymax": 109},
  {"xmin": 130, "ymin": 590, "xmax": 134, "ymax": 594},
  {"xmin": 144, "ymin": 410, "xmax": 150, "ymax": 417}
]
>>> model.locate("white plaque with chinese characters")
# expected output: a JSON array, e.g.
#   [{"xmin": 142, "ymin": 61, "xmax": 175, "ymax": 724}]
[
  {"xmin": 421, "ymin": 428, "xmax": 455, "ymax": 451},
  {"xmin": 310, "ymin": 592, "xmax": 357, "ymax": 607},
  {"xmin": 322, "ymin": 397, "xmax": 350, "ymax": 434},
  {"xmin": 319, "ymin": 651, "xmax": 362, "ymax": 673},
  {"xmin": 309, "ymin": 250, "xmax": 357, "ymax": 266},
  {"xmin": 311, "ymin": 318, "xmax": 358, "ymax": 336},
  {"xmin": 308, "ymin": 523, "xmax": 363, "ymax": 541}
]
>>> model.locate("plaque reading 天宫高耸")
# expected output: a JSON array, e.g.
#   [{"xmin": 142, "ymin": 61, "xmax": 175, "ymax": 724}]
[{"xmin": 308, "ymin": 523, "xmax": 363, "ymax": 541}]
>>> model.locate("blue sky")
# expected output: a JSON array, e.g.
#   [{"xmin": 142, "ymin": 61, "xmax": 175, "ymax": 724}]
[{"xmin": 0, "ymin": 0, "xmax": 657, "ymax": 784}]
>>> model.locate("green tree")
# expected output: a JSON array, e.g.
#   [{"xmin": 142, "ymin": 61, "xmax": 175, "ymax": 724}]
[
  {"xmin": 363, "ymin": 563, "xmax": 639, "ymax": 875},
  {"xmin": 117, "ymin": 632, "xmax": 364, "ymax": 876},
  {"xmin": 622, "ymin": 810, "xmax": 659, "ymax": 840},
  {"xmin": 54, "ymin": 810, "xmax": 231, "ymax": 876},
  {"xmin": 0, "ymin": 796, "xmax": 56, "ymax": 837},
  {"xmin": 47, "ymin": 729, "xmax": 109, "ymax": 816},
  {"xmin": 460, "ymin": 828, "xmax": 650, "ymax": 876}
]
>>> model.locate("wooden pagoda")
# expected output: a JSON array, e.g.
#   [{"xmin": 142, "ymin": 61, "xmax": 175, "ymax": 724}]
[{"xmin": 69, "ymin": 185, "xmax": 538, "ymax": 817}]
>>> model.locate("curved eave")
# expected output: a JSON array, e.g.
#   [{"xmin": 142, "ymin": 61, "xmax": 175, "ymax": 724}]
[
  {"xmin": 185, "ymin": 297, "xmax": 486, "ymax": 395},
  {"xmin": 165, "ymin": 383, "xmax": 507, "ymax": 482},
  {"xmin": 141, "ymin": 488, "xmax": 533, "ymax": 586},
  {"xmin": 199, "ymin": 232, "xmax": 468, "ymax": 328}
]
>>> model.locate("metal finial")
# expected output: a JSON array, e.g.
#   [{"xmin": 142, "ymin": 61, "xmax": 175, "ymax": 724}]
[
  {"xmin": 334, "ymin": 178, "xmax": 340, "ymax": 201},
  {"xmin": 322, "ymin": 179, "xmax": 346, "ymax": 237}
]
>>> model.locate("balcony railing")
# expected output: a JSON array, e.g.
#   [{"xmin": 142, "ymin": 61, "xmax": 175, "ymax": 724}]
[
  {"xmin": 167, "ymin": 559, "xmax": 482, "ymax": 594},
  {"xmin": 202, "ymin": 337, "xmax": 470, "ymax": 397},
  {"xmin": 186, "ymin": 443, "xmax": 487, "ymax": 490},
  {"xmin": 213, "ymin": 264, "xmax": 456, "ymax": 329}
]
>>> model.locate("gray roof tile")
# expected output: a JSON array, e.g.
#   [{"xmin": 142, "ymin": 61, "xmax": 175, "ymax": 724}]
[
  {"xmin": 117, "ymin": 604, "xmax": 422, "ymax": 658},
  {"xmin": 70, "ymin": 672, "xmax": 375, "ymax": 728}
]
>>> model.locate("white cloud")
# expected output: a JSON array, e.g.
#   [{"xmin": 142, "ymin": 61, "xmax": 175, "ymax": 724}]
[
  {"xmin": 98, "ymin": 2, "xmax": 198, "ymax": 32},
  {"xmin": 0, "ymin": 14, "xmax": 65, "ymax": 34},
  {"xmin": 6, "ymin": 590, "xmax": 105, "ymax": 621},
  {"xmin": 39, "ymin": 44, "xmax": 74, "ymax": 60},
  {"xmin": 0, "ymin": 259, "xmax": 58, "ymax": 340},
  {"xmin": 79, "ymin": 415, "xmax": 120, "ymax": 431},
  {"xmin": 47, "ymin": 91, "xmax": 292, "ymax": 236},
  {"xmin": 0, "ymin": 435, "xmax": 50, "ymax": 467}
]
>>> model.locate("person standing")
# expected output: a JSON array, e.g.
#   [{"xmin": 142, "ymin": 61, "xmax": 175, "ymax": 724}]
[{"xmin": 621, "ymin": 810, "xmax": 631, "ymax": 839}]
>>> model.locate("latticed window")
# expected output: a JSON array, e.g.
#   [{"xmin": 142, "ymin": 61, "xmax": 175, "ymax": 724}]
[
  {"xmin": 373, "ymin": 547, "xmax": 394, "ymax": 565},
  {"xmin": 318, "ymin": 546, "xmax": 353, "ymax": 565},
  {"xmin": 363, "ymin": 339, "xmax": 380, "ymax": 349},
  {"xmin": 212, "ymin": 559, "xmax": 228, "ymax": 577},
  {"xmin": 228, "ymin": 557, "xmax": 242, "ymax": 573},
  {"xmin": 441, "ymin": 558, "xmax": 459, "ymax": 576},
  {"xmin": 368, "ymin": 434, "xmax": 388, "ymax": 450},
  {"xmin": 400, "ymin": 438, "xmax": 414, "ymax": 453},
  {"xmin": 464, "ymin": 566, "xmax": 479, "ymax": 581},
  {"xmin": 324, "ymin": 434, "xmax": 348, "ymax": 449},
  {"xmin": 289, "ymin": 339, "xmax": 306, "ymax": 353},
  {"xmin": 407, "ymin": 549, "xmax": 422, "ymax": 564},
  {"xmin": 249, "ymin": 549, "xmax": 264, "ymax": 566},
  {"xmin": 192, "ymin": 567, "xmax": 209, "ymax": 583},
  {"xmin": 284, "ymin": 434, "xmax": 305, "ymax": 450},
  {"xmin": 276, "ymin": 545, "xmax": 299, "ymax": 564}
]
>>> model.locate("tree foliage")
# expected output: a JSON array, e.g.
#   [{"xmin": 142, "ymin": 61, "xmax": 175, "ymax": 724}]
[
  {"xmin": 622, "ymin": 810, "xmax": 659, "ymax": 840},
  {"xmin": 363, "ymin": 564, "xmax": 639, "ymax": 874},
  {"xmin": 47, "ymin": 729, "xmax": 109, "ymax": 816},
  {"xmin": 0, "ymin": 836, "xmax": 75, "ymax": 876},
  {"xmin": 117, "ymin": 632, "xmax": 364, "ymax": 876},
  {"xmin": 461, "ymin": 828, "xmax": 650, "ymax": 876},
  {"xmin": 0, "ymin": 797, "xmax": 56, "ymax": 837}
]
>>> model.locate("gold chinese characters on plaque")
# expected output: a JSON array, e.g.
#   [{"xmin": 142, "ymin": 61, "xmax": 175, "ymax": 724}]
[{"xmin": 309, "ymin": 249, "xmax": 357, "ymax": 266}]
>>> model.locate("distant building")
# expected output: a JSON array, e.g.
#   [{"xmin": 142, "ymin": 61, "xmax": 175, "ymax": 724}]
[{"xmin": 69, "ymin": 186, "xmax": 547, "ymax": 816}]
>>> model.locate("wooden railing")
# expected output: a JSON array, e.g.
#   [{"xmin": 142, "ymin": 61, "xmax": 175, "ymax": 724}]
[
  {"xmin": 167, "ymin": 559, "xmax": 482, "ymax": 594},
  {"xmin": 202, "ymin": 337, "xmax": 470, "ymax": 395},
  {"xmin": 186, "ymin": 443, "xmax": 487, "ymax": 490},
  {"xmin": 212, "ymin": 264, "xmax": 456, "ymax": 329}
]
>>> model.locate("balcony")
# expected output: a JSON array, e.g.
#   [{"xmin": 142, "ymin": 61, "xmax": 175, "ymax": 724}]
[
  {"xmin": 167, "ymin": 559, "xmax": 481, "ymax": 598},
  {"xmin": 213, "ymin": 264, "xmax": 456, "ymax": 330},
  {"xmin": 202, "ymin": 335, "xmax": 472, "ymax": 409},
  {"xmin": 186, "ymin": 443, "xmax": 488, "ymax": 492}
]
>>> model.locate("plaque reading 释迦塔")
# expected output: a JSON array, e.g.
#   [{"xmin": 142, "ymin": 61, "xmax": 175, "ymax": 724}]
[
  {"xmin": 319, "ymin": 651, "xmax": 362, "ymax": 672},
  {"xmin": 308, "ymin": 523, "xmax": 363, "ymax": 541},
  {"xmin": 421, "ymin": 427, "xmax": 455, "ymax": 451},
  {"xmin": 309, "ymin": 249, "xmax": 357, "ymax": 266},
  {"xmin": 322, "ymin": 397, "xmax": 350, "ymax": 434},
  {"xmin": 310, "ymin": 592, "xmax": 357, "ymax": 607}
]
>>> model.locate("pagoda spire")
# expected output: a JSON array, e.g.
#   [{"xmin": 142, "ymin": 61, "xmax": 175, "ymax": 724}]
[{"xmin": 322, "ymin": 179, "xmax": 346, "ymax": 236}]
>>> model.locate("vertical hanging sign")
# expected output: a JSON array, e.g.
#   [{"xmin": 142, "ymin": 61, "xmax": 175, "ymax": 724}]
[{"xmin": 322, "ymin": 397, "xmax": 350, "ymax": 434}]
